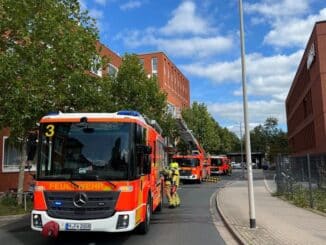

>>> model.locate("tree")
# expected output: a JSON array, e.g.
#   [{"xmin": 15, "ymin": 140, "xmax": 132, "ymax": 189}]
[
  {"xmin": 110, "ymin": 54, "xmax": 174, "ymax": 136},
  {"xmin": 0, "ymin": 0, "xmax": 101, "ymax": 204},
  {"xmin": 181, "ymin": 102, "xmax": 220, "ymax": 154},
  {"xmin": 218, "ymin": 127, "xmax": 240, "ymax": 154},
  {"xmin": 180, "ymin": 102, "xmax": 239, "ymax": 154},
  {"xmin": 250, "ymin": 117, "xmax": 289, "ymax": 163}
]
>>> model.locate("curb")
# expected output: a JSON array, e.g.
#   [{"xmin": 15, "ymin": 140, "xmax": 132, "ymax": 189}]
[
  {"xmin": 0, "ymin": 213, "xmax": 29, "ymax": 226},
  {"xmin": 214, "ymin": 184, "xmax": 246, "ymax": 245}
]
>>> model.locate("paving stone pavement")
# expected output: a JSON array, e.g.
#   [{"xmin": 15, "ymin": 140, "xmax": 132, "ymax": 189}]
[{"xmin": 216, "ymin": 169, "xmax": 326, "ymax": 245}]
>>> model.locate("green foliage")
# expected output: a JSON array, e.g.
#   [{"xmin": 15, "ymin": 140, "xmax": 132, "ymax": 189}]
[
  {"xmin": 0, "ymin": 195, "xmax": 32, "ymax": 216},
  {"xmin": 181, "ymin": 102, "xmax": 239, "ymax": 154},
  {"xmin": 0, "ymin": 0, "xmax": 101, "ymax": 141},
  {"xmin": 110, "ymin": 54, "xmax": 172, "ymax": 136},
  {"xmin": 314, "ymin": 188, "xmax": 326, "ymax": 212},
  {"xmin": 280, "ymin": 185, "xmax": 326, "ymax": 213},
  {"xmin": 250, "ymin": 117, "xmax": 289, "ymax": 162}
]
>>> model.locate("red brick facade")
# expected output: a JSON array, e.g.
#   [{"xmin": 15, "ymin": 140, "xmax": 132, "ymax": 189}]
[
  {"xmin": 0, "ymin": 128, "xmax": 35, "ymax": 192},
  {"xmin": 137, "ymin": 52, "xmax": 190, "ymax": 112},
  {"xmin": 286, "ymin": 21, "xmax": 326, "ymax": 156}
]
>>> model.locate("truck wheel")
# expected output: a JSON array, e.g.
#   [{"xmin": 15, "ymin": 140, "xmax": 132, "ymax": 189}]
[
  {"xmin": 137, "ymin": 194, "xmax": 152, "ymax": 234},
  {"xmin": 197, "ymin": 176, "xmax": 202, "ymax": 184}
]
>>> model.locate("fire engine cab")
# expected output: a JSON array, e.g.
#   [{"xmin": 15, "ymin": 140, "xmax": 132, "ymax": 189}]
[{"xmin": 30, "ymin": 111, "xmax": 165, "ymax": 237}]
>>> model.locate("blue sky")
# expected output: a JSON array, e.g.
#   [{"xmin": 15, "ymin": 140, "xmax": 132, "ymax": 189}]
[{"xmin": 80, "ymin": 0, "xmax": 326, "ymax": 135}]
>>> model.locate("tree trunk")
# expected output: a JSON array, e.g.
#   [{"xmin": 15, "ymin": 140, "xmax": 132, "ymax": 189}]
[{"xmin": 17, "ymin": 148, "xmax": 25, "ymax": 206}]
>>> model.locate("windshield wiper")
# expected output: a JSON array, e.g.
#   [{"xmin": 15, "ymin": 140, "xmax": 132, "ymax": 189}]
[{"xmin": 68, "ymin": 179, "xmax": 80, "ymax": 189}]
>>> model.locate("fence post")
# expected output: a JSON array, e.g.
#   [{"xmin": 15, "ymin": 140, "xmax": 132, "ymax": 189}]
[
  {"xmin": 307, "ymin": 154, "xmax": 313, "ymax": 208},
  {"xmin": 24, "ymin": 193, "xmax": 27, "ymax": 211},
  {"xmin": 276, "ymin": 154, "xmax": 281, "ymax": 193},
  {"xmin": 301, "ymin": 158, "xmax": 305, "ymax": 181}
]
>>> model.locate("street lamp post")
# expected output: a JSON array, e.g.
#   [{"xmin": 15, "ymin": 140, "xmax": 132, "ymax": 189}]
[
  {"xmin": 238, "ymin": 0, "xmax": 256, "ymax": 229},
  {"xmin": 240, "ymin": 122, "xmax": 244, "ymax": 179}
]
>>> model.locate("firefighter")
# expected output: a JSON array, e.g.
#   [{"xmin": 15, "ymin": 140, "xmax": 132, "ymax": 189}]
[
  {"xmin": 161, "ymin": 162, "xmax": 180, "ymax": 208},
  {"xmin": 169, "ymin": 161, "xmax": 180, "ymax": 208},
  {"xmin": 161, "ymin": 166, "xmax": 173, "ymax": 208}
]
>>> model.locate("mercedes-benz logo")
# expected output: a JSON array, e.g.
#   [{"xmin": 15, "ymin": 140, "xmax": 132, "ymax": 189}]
[{"xmin": 73, "ymin": 192, "xmax": 88, "ymax": 208}]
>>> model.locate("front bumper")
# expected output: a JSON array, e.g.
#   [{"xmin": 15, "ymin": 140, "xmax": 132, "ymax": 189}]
[
  {"xmin": 180, "ymin": 174, "xmax": 198, "ymax": 180},
  {"xmin": 31, "ymin": 208, "xmax": 140, "ymax": 233},
  {"xmin": 210, "ymin": 170, "xmax": 223, "ymax": 175}
]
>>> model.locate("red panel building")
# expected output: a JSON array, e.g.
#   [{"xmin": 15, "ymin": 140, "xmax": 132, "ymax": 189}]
[
  {"xmin": 286, "ymin": 21, "xmax": 326, "ymax": 156},
  {"xmin": 137, "ymin": 52, "xmax": 190, "ymax": 115}
]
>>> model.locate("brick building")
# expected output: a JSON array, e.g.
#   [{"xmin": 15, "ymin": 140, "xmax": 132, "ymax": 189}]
[
  {"xmin": 286, "ymin": 21, "xmax": 326, "ymax": 156},
  {"xmin": 137, "ymin": 52, "xmax": 190, "ymax": 116}
]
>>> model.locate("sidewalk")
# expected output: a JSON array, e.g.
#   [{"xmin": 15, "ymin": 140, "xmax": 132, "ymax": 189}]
[{"xmin": 216, "ymin": 169, "xmax": 326, "ymax": 245}]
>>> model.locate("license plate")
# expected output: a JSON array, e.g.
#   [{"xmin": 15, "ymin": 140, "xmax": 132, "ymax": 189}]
[{"xmin": 65, "ymin": 223, "xmax": 91, "ymax": 231}]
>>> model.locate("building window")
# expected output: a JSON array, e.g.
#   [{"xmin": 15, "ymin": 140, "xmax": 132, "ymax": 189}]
[
  {"xmin": 2, "ymin": 136, "xmax": 37, "ymax": 172},
  {"xmin": 139, "ymin": 58, "xmax": 144, "ymax": 67},
  {"xmin": 90, "ymin": 55, "xmax": 102, "ymax": 77},
  {"xmin": 107, "ymin": 63, "xmax": 118, "ymax": 77},
  {"xmin": 167, "ymin": 103, "xmax": 176, "ymax": 117},
  {"xmin": 163, "ymin": 59, "xmax": 166, "ymax": 77},
  {"xmin": 2, "ymin": 137, "xmax": 25, "ymax": 172},
  {"xmin": 151, "ymin": 57, "xmax": 158, "ymax": 75}
]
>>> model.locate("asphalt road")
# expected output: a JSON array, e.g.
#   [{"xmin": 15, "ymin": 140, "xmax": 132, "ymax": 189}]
[{"xmin": 0, "ymin": 172, "xmax": 243, "ymax": 245}]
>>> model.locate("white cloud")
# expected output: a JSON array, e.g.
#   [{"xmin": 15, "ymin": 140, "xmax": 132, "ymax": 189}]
[
  {"xmin": 160, "ymin": 1, "xmax": 215, "ymax": 36},
  {"xmin": 155, "ymin": 36, "xmax": 233, "ymax": 58},
  {"xmin": 182, "ymin": 50, "xmax": 303, "ymax": 100},
  {"xmin": 245, "ymin": 1, "xmax": 326, "ymax": 48},
  {"xmin": 208, "ymin": 100, "xmax": 287, "ymax": 126},
  {"xmin": 245, "ymin": 0, "xmax": 310, "ymax": 19},
  {"xmin": 116, "ymin": 29, "xmax": 233, "ymax": 58},
  {"xmin": 120, "ymin": 1, "xmax": 142, "ymax": 11},
  {"xmin": 264, "ymin": 8, "xmax": 326, "ymax": 47}
]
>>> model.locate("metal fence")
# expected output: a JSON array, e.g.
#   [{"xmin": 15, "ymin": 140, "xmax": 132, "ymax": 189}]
[{"xmin": 275, "ymin": 154, "xmax": 326, "ymax": 210}]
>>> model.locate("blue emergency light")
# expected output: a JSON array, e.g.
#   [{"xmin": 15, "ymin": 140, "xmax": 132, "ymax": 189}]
[{"xmin": 117, "ymin": 110, "xmax": 141, "ymax": 117}]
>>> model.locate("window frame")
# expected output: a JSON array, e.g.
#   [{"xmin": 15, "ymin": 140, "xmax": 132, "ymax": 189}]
[
  {"xmin": 90, "ymin": 55, "xmax": 103, "ymax": 77},
  {"xmin": 2, "ymin": 136, "xmax": 36, "ymax": 173},
  {"xmin": 107, "ymin": 63, "xmax": 118, "ymax": 77},
  {"xmin": 151, "ymin": 57, "xmax": 158, "ymax": 75}
]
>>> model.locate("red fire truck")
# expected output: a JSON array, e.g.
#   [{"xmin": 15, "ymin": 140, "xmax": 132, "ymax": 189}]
[
  {"xmin": 209, "ymin": 155, "xmax": 231, "ymax": 175},
  {"xmin": 172, "ymin": 152, "xmax": 209, "ymax": 183},
  {"xmin": 172, "ymin": 117, "xmax": 210, "ymax": 183},
  {"xmin": 30, "ymin": 111, "xmax": 165, "ymax": 237}
]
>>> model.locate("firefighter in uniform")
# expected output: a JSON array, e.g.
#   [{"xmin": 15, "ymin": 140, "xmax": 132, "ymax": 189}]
[{"xmin": 162, "ymin": 162, "xmax": 180, "ymax": 208}]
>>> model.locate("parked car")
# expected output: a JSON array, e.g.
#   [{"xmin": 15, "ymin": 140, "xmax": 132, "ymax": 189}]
[{"xmin": 231, "ymin": 162, "xmax": 242, "ymax": 169}]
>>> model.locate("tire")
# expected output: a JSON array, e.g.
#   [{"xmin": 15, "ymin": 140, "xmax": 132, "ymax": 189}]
[
  {"xmin": 197, "ymin": 176, "xmax": 202, "ymax": 184},
  {"xmin": 137, "ymin": 193, "xmax": 152, "ymax": 234}
]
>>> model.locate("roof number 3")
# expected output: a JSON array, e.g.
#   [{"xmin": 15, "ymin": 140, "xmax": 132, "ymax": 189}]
[{"xmin": 45, "ymin": 124, "xmax": 55, "ymax": 137}]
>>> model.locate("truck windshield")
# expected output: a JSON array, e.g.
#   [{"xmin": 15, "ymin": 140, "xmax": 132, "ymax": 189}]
[
  {"xmin": 37, "ymin": 122, "xmax": 132, "ymax": 180},
  {"xmin": 211, "ymin": 158, "xmax": 223, "ymax": 166},
  {"xmin": 174, "ymin": 158, "xmax": 199, "ymax": 167}
]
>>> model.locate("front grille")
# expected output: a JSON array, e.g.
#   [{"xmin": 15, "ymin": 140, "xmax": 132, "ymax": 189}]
[
  {"xmin": 179, "ymin": 170, "xmax": 192, "ymax": 176},
  {"xmin": 45, "ymin": 191, "xmax": 120, "ymax": 220}
]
